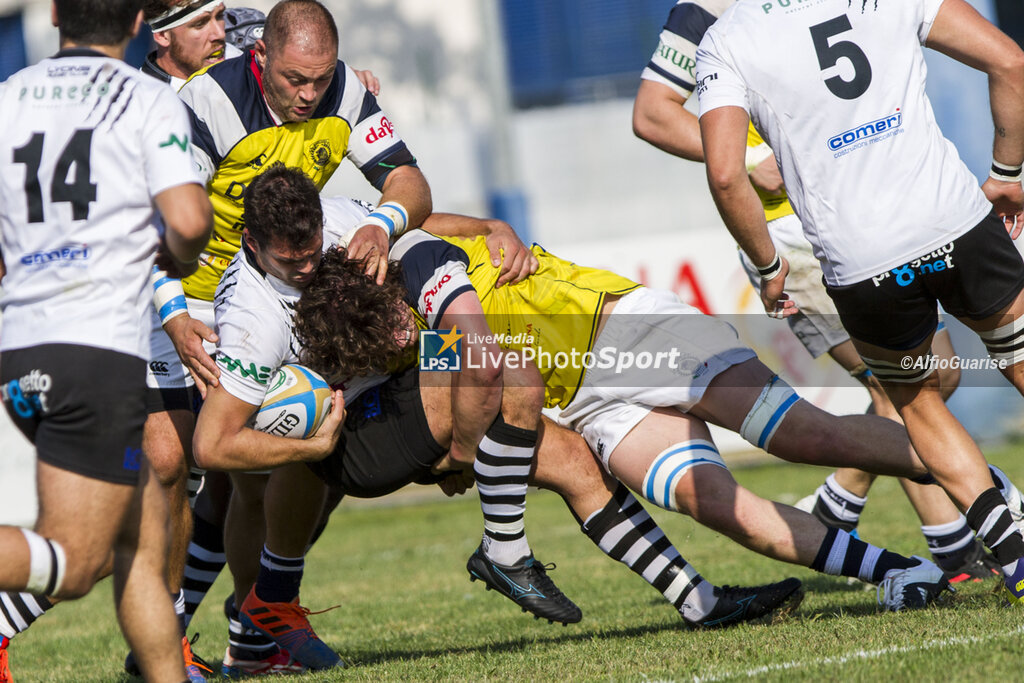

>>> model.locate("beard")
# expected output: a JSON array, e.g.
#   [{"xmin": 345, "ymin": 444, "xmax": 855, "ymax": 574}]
[{"xmin": 168, "ymin": 37, "xmax": 223, "ymax": 77}]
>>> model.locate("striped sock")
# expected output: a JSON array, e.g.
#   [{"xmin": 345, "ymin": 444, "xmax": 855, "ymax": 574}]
[
  {"xmin": 225, "ymin": 596, "xmax": 280, "ymax": 661},
  {"xmin": 254, "ymin": 547, "xmax": 304, "ymax": 604},
  {"xmin": 0, "ymin": 593, "xmax": 52, "ymax": 640},
  {"xmin": 475, "ymin": 415, "xmax": 535, "ymax": 565},
  {"xmin": 966, "ymin": 487, "xmax": 1024, "ymax": 569},
  {"xmin": 810, "ymin": 527, "xmax": 914, "ymax": 583},
  {"xmin": 810, "ymin": 474, "xmax": 865, "ymax": 532},
  {"xmin": 921, "ymin": 515, "xmax": 975, "ymax": 572},
  {"xmin": 582, "ymin": 485, "xmax": 716, "ymax": 620},
  {"xmin": 182, "ymin": 514, "xmax": 226, "ymax": 628}
]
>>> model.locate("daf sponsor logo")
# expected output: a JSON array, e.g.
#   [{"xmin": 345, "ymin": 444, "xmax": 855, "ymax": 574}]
[
  {"xmin": 365, "ymin": 116, "xmax": 395, "ymax": 144},
  {"xmin": 20, "ymin": 244, "xmax": 91, "ymax": 270},
  {"xmin": 421, "ymin": 273, "xmax": 452, "ymax": 314},
  {"xmin": 827, "ymin": 111, "xmax": 902, "ymax": 151}
]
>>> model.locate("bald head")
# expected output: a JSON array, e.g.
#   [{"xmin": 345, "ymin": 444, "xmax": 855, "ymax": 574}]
[{"xmin": 263, "ymin": 0, "xmax": 338, "ymax": 57}]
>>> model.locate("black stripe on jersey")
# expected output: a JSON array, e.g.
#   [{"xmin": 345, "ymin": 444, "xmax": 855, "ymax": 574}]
[
  {"xmin": 645, "ymin": 62, "xmax": 694, "ymax": 93},
  {"xmin": 399, "ymin": 238, "xmax": 471, "ymax": 309},
  {"xmin": 356, "ymin": 90, "xmax": 381, "ymax": 125},
  {"xmin": 312, "ymin": 61, "xmax": 347, "ymax": 120},
  {"xmin": 189, "ymin": 110, "xmax": 221, "ymax": 167},
  {"xmin": 360, "ymin": 143, "xmax": 417, "ymax": 191},
  {"xmin": 192, "ymin": 55, "xmax": 274, "ymax": 153},
  {"xmin": 433, "ymin": 284, "xmax": 474, "ymax": 326},
  {"xmin": 663, "ymin": 2, "xmax": 719, "ymax": 45},
  {"xmin": 108, "ymin": 88, "xmax": 136, "ymax": 131},
  {"xmin": 98, "ymin": 75, "xmax": 128, "ymax": 125},
  {"xmin": 87, "ymin": 69, "xmax": 118, "ymax": 119}
]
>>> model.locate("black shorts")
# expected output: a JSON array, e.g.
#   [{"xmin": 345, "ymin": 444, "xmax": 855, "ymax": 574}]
[
  {"xmin": 306, "ymin": 367, "xmax": 445, "ymax": 497},
  {"xmin": 826, "ymin": 213, "xmax": 1024, "ymax": 350},
  {"xmin": 145, "ymin": 386, "xmax": 198, "ymax": 415},
  {"xmin": 1, "ymin": 344, "xmax": 147, "ymax": 485}
]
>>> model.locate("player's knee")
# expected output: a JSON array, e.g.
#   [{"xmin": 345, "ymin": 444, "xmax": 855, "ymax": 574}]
[
  {"xmin": 145, "ymin": 443, "xmax": 189, "ymax": 488},
  {"xmin": 937, "ymin": 364, "xmax": 960, "ymax": 400},
  {"xmin": 639, "ymin": 441, "xmax": 727, "ymax": 513},
  {"xmin": 500, "ymin": 356, "xmax": 544, "ymax": 426},
  {"xmin": 19, "ymin": 530, "xmax": 83, "ymax": 598}
]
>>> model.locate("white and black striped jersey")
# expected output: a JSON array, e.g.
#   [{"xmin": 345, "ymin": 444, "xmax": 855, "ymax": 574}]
[
  {"xmin": 696, "ymin": 0, "xmax": 992, "ymax": 286},
  {"xmin": 213, "ymin": 196, "xmax": 387, "ymax": 406},
  {"xmin": 640, "ymin": 0, "xmax": 732, "ymax": 98},
  {"xmin": 0, "ymin": 49, "xmax": 202, "ymax": 357}
]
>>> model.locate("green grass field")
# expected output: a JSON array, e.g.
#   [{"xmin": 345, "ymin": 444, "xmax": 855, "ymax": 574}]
[{"xmin": 9, "ymin": 443, "xmax": 1024, "ymax": 682}]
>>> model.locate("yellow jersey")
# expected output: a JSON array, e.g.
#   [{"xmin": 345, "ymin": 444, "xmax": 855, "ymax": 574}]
[{"xmin": 393, "ymin": 232, "xmax": 640, "ymax": 408}]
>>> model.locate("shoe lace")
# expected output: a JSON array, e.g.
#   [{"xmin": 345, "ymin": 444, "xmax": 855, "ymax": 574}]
[
  {"xmin": 876, "ymin": 572, "xmax": 907, "ymax": 611},
  {"xmin": 525, "ymin": 560, "xmax": 569, "ymax": 599},
  {"xmin": 183, "ymin": 633, "xmax": 214, "ymax": 674},
  {"xmin": 275, "ymin": 601, "xmax": 341, "ymax": 633}
]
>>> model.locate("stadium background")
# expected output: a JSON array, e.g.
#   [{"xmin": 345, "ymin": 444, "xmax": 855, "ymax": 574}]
[{"xmin": 1, "ymin": 0, "xmax": 1023, "ymax": 526}]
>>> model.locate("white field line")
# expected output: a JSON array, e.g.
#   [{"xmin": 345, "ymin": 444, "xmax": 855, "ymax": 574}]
[{"xmin": 692, "ymin": 623, "xmax": 1024, "ymax": 682}]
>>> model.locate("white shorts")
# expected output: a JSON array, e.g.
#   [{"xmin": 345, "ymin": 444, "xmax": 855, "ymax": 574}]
[
  {"xmin": 739, "ymin": 216, "xmax": 849, "ymax": 359},
  {"xmin": 554, "ymin": 288, "xmax": 756, "ymax": 470},
  {"xmin": 146, "ymin": 297, "xmax": 217, "ymax": 390}
]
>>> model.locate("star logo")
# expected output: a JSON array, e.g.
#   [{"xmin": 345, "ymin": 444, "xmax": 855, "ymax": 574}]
[{"xmin": 436, "ymin": 327, "xmax": 463, "ymax": 356}]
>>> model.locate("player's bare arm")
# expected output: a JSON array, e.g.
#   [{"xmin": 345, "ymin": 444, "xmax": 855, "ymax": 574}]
[
  {"xmin": 700, "ymin": 105, "xmax": 795, "ymax": 316},
  {"xmin": 927, "ymin": 0, "xmax": 1024, "ymax": 235},
  {"xmin": 437, "ymin": 291, "xmax": 504, "ymax": 467},
  {"xmin": 193, "ymin": 383, "xmax": 345, "ymax": 470},
  {"xmin": 153, "ymin": 182, "xmax": 220, "ymax": 393},
  {"xmin": 633, "ymin": 79, "xmax": 704, "ymax": 161},
  {"xmin": 347, "ymin": 165, "xmax": 432, "ymax": 284},
  {"xmin": 153, "ymin": 182, "xmax": 213, "ymax": 277},
  {"xmin": 422, "ymin": 213, "xmax": 539, "ymax": 287}
]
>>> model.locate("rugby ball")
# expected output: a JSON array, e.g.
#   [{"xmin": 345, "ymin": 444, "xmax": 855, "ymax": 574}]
[{"xmin": 252, "ymin": 364, "xmax": 332, "ymax": 439}]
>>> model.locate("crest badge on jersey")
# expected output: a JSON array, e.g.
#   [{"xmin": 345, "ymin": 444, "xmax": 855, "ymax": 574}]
[
  {"xmin": 308, "ymin": 139, "xmax": 332, "ymax": 167},
  {"xmin": 419, "ymin": 328, "xmax": 463, "ymax": 372}
]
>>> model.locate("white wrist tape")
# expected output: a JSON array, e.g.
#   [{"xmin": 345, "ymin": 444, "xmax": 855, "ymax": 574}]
[
  {"xmin": 745, "ymin": 143, "xmax": 774, "ymax": 173},
  {"xmin": 756, "ymin": 253, "xmax": 783, "ymax": 282},
  {"xmin": 990, "ymin": 159, "xmax": 1023, "ymax": 183},
  {"xmin": 358, "ymin": 201, "xmax": 410, "ymax": 239},
  {"xmin": 151, "ymin": 266, "xmax": 188, "ymax": 325}
]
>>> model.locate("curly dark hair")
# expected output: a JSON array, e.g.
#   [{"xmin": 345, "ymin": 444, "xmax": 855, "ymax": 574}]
[
  {"xmin": 294, "ymin": 247, "xmax": 411, "ymax": 377},
  {"xmin": 243, "ymin": 163, "xmax": 323, "ymax": 249}
]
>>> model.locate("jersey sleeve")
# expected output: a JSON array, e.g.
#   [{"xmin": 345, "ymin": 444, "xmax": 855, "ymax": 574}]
[
  {"xmin": 333, "ymin": 63, "xmax": 419, "ymax": 190},
  {"xmin": 918, "ymin": 0, "xmax": 946, "ymax": 43},
  {"xmin": 640, "ymin": 1, "xmax": 718, "ymax": 98},
  {"xmin": 215, "ymin": 306, "xmax": 290, "ymax": 405},
  {"xmin": 391, "ymin": 233, "xmax": 474, "ymax": 329},
  {"xmin": 695, "ymin": 28, "xmax": 749, "ymax": 117},
  {"xmin": 321, "ymin": 195, "xmax": 372, "ymax": 246},
  {"xmin": 140, "ymin": 85, "xmax": 204, "ymax": 196}
]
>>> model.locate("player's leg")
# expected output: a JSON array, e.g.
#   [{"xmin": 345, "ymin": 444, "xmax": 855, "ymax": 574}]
[
  {"xmin": 606, "ymin": 408, "xmax": 949, "ymax": 611},
  {"xmin": 182, "ymin": 470, "xmax": 231, "ymax": 628},
  {"xmin": 462, "ymin": 356, "xmax": 582, "ymax": 624},
  {"xmin": 0, "ymin": 345, "xmax": 185, "ymax": 681},
  {"xmin": 112, "ymin": 460, "xmax": 197, "ymax": 682},
  {"xmin": 849, "ymin": 334, "xmax": 1024, "ymax": 599},
  {"xmin": 688, "ymin": 357, "xmax": 930, "ymax": 478},
  {"xmin": 531, "ymin": 415, "xmax": 803, "ymax": 628}
]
